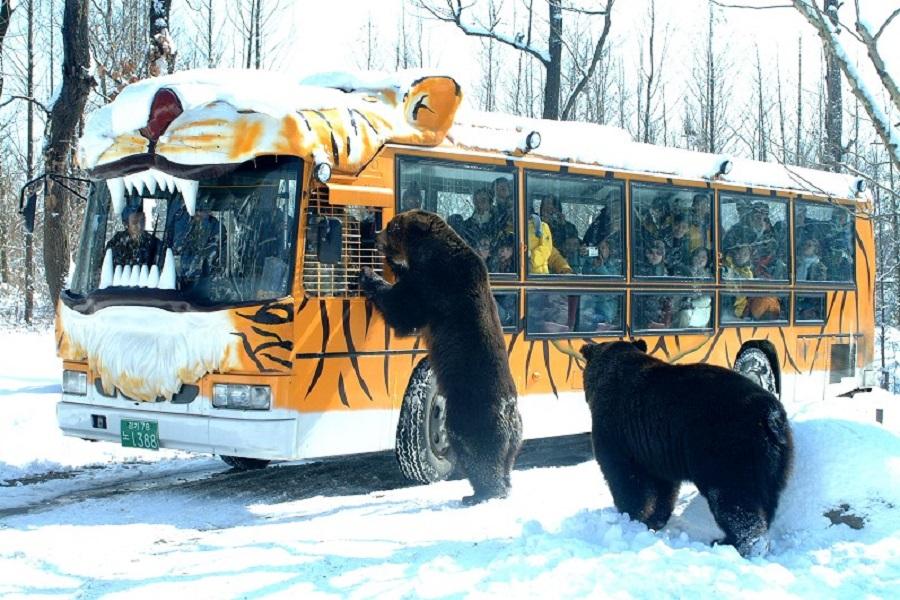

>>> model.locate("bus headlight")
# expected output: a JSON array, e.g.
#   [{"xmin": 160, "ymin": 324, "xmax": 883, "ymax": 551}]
[
  {"xmin": 212, "ymin": 384, "xmax": 271, "ymax": 410},
  {"xmin": 62, "ymin": 370, "xmax": 87, "ymax": 395}
]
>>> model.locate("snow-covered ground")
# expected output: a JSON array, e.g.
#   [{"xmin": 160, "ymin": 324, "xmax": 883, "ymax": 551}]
[{"xmin": 1, "ymin": 330, "xmax": 898, "ymax": 599}]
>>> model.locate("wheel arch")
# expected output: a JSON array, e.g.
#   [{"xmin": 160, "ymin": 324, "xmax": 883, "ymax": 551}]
[{"xmin": 737, "ymin": 340, "xmax": 781, "ymax": 395}]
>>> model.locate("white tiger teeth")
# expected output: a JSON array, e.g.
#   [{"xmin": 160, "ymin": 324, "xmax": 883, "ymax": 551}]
[{"xmin": 106, "ymin": 169, "xmax": 199, "ymax": 216}]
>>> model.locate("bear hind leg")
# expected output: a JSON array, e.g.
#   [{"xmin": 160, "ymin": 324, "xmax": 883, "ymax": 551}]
[
  {"xmin": 597, "ymin": 450, "xmax": 678, "ymax": 529},
  {"xmin": 455, "ymin": 440, "xmax": 511, "ymax": 506}
]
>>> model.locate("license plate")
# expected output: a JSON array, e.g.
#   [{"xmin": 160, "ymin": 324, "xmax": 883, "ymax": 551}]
[{"xmin": 120, "ymin": 419, "xmax": 160, "ymax": 450}]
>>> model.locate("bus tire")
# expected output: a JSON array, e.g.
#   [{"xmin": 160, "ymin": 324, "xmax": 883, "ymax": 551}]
[
  {"xmin": 734, "ymin": 348, "xmax": 778, "ymax": 396},
  {"xmin": 395, "ymin": 358, "xmax": 456, "ymax": 484},
  {"xmin": 219, "ymin": 455, "xmax": 271, "ymax": 470}
]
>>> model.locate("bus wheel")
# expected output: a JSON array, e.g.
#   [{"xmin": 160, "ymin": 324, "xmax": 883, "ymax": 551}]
[
  {"xmin": 219, "ymin": 455, "xmax": 271, "ymax": 470},
  {"xmin": 395, "ymin": 358, "xmax": 456, "ymax": 483},
  {"xmin": 734, "ymin": 348, "xmax": 778, "ymax": 396}
]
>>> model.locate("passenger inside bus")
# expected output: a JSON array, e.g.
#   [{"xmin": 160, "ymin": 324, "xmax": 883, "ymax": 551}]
[
  {"xmin": 635, "ymin": 294, "xmax": 674, "ymax": 329},
  {"xmin": 462, "ymin": 188, "xmax": 495, "ymax": 248},
  {"xmin": 796, "ymin": 237, "xmax": 828, "ymax": 281},
  {"xmin": 488, "ymin": 232, "xmax": 515, "ymax": 273},
  {"xmin": 105, "ymin": 206, "xmax": 160, "ymax": 267},
  {"xmin": 665, "ymin": 212, "xmax": 693, "ymax": 274},
  {"xmin": 170, "ymin": 204, "xmax": 227, "ymax": 282},
  {"xmin": 400, "ymin": 182, "xmax": 422, "ymax": 211},
  {"xmin": 638, "ymin": 238, "xmax": 668, "ymax": 277},
  {"xmin": 491, "ymin": 176, "xmax": 515, "ymax": 237}
]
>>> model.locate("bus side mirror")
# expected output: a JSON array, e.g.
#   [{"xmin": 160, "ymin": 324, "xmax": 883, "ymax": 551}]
[
  {"xmin": 316, "ymin": 217, "xmax": 343, "ymax": 264},
  {"xmin": 22, "ymin": 191, "xmax": 37, "ymax": 233}
]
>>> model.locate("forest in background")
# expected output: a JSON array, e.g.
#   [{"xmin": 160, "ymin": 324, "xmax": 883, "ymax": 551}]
[{"xmin": 0, "ymin": 0, "xmax": 896, "ymax": 377}]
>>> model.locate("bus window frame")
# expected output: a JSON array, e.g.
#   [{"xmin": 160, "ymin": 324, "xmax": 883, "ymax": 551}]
[
  {"xmin": 717, "ymin": 190, "xmax": 791, "ymax": 286},
  {"xmin": 717, "ymin": 290, "xmax": 790, "ymax": 328},
  {"xmin": 493, "ymin": 289, "xmax": 521, "ymax": 333},
  {"xmin": 395, "ymin": 154, "xmax": 519, "ymax": 282},
  {"xmin": 629, "ymin": 289, "xmax": 716, "ymax": 335},
  {"xmin": 523, "ymin": 169, "xmax": 626, "ymax": 282},
  {"xmin": 524, "ymin": 288, "xmax": 626, "ymax": 340},
  {"xmin": 793, "ymin": 199, "xmax": 857, "ymax": 289},
  {"xmin": 793, "ymin": 291, "xmax": 827, "ymax": 325},
  {"xmin": 628, "ymin": 180, "xmax": 716, "ymax": 284}
]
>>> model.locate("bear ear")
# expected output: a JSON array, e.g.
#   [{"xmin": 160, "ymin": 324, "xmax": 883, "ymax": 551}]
[
  {"xmin": 580, "ymin": 343, "xmax": 597, "ymax": 360},
  {"xmin": 631, "ymin": 339, "xmax": 648, "ymax": 353}
]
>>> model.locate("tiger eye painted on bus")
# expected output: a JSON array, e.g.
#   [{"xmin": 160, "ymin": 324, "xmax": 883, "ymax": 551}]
[{"xmin": 56, "ymin": 68, "xmax": 875, "ymax": 477}]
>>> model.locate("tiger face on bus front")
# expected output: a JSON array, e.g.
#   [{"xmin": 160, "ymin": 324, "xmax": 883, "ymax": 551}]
[{"xmin": 59, "ymin": 71, "xmax": 462, "ymax": 403}]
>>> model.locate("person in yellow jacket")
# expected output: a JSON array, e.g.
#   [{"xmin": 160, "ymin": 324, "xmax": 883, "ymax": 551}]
[
  {"xmin": 723, "ymin": 241, "xmax": 780, "ymax": 320},
  {"xmin": 527, "ymin": 215, "xmax": 573, "ymax": 275}
]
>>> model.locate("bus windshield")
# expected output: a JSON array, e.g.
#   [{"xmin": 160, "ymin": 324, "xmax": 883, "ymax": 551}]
[{"xmin": 70, "ymin": 156, "xmax": 301, "ymax": 306}]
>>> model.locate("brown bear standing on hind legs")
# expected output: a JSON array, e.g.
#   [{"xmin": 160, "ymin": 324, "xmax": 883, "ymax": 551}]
[
  {"xmin": 360, "ymin": 209, "xmax": 523, "ymax": 505},
  {"xmin": 580, "ymin": 340, "xmax": 794, "ymax": 557}
]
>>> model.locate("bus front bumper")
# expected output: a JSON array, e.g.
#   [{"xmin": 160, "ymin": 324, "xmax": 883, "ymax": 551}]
[{"xmin": 57, "ymin": 395, "xmax": 299, "ymax": 460}]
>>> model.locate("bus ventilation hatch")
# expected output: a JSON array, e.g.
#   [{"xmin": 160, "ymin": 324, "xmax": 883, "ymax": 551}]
[{"xmin": 302, "ymin": 185, "xmax": 384, "ymax": 297}]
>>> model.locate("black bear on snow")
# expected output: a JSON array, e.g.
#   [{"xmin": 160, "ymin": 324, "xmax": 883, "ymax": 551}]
[
  {"xmin": 360, "ymin": 209, "xmax": 523, "ymax": 504},
  {"xmin": 580, "ymin": 340, "xmax": 793, "ymax": 557}
]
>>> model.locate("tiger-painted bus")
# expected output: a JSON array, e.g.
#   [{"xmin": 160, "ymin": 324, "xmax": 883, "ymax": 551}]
[{"xmin": 51, "ymin": 69, "xmax": 875, "ymax": 478}]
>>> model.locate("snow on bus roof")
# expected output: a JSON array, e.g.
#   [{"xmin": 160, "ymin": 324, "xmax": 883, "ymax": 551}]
[
  {"xmin": 448, "ymin": 108, "xmax": 869, "ymax": 202},
  {"xmin": 81, "ymin": 68, "xmax": 867, "ymax": 201}
]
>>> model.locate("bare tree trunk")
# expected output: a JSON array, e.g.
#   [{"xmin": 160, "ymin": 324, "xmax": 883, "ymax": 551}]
[
  {"xmin": 543, "ymin": 0, "xmax": 562, "ymax": 119},
  {"xmin": 25, "ymin": 0, "xmax": 35, "ymax": 323},
  {"xmin": 148, "ymin": 0, "xmax": 175, "ymax": 76},
  {"xmin": 641, "ymin": 0, "xmax": 656, "ymax": 144},
  {"xmin": 755, "ymin": 46, "xmax": 767, "ymax": 161},
  {"xmin": 42, "ymin": 0, "xmax": 94, "ymax": 308},
  {"xmin": 707, "ymin": 7, "xmax": 715, "ymax": 153},
  {"xmin": 0, "ymin": 0, "xmax": 13, "ymax": 287},
  {"xmin": 823, "ymin": 0, "xmax": 842, "ymax": 170},
  {"xmin": 254, "ymin": 0, "xmax": 261, "ymax": 69},
  {"xmin": 776, "ymin": 53, "xmax": 787, "ymax": 163},
  {"xmin": 796, "ymin": 36, "xmax": 803, "ymax": 164}
]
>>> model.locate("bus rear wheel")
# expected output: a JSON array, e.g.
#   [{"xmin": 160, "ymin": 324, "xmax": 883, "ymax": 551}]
[
  {"xmin": 734, "ymin": 348, "xmax": 778, "ymax": 396},
  {"xmin": 395, "ymin": 358, "xmax": 456, "ymax": 483},
  {"xmin": 219, "ymin": 455, "xmax": 271, "ymax": 470}
]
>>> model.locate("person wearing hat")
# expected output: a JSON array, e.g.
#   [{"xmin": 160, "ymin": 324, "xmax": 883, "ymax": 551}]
[{"xmin": 105, "ymin": 205, "xmax": 160, "ymax": 268}]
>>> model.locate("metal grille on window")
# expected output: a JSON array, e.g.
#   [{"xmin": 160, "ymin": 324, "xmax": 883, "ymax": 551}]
[{"xmin": 302, "ymin": 185, "xmax": 384, "ymax": 297}]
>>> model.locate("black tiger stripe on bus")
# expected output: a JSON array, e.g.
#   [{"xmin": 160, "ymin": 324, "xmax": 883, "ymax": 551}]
[
  {"xmin": 295, "ymin": 349, "xmax": 429, "ymax": 359},
  {"xmin": 305, "ymin": 300, "xmax": 330, "ymax": 398},
  {"xmin": 507, "ymin": 330, "xmax": 520, "ymax": 357},
  {"xmin": 809, "ymin": 291, "xmax": 842, "ymax": 373},
  {"xmin": 348, "ymin": 108, "xmax": 358, "ymax": 136},
  {"xmin": 525, "ymin": 340, "xmax": 537, "ymax": 382},
  {"xmin": 349, "ymin": 108, "xmax": 378, "ymax": 135},
  {"xmin": 261, "ymin": 352, "xmax": 292, "ymax": 369},
  {"xmin": 297, "ymin": 112, "xmax": 313, "ymax": 132},
  {"xmin": 337, "ymin": 373, "xmax": 350, "ymax": 408},
  {"xmin": 542, "ymin": 340, "xmax": 559, "ymax": 398},
  {"xmin": 235, "ymin": 301, "xmax": 293, "ymax": 325},
  {"xmin": 230, "ymin": 331, "xmax": 268, "ymax": 372},
  {"xmin": 412, "ymin": 336, "xmax": 422, "ymax": 367},
  {"xmin": 650, "ymin": 335, "xmax": 669, "ymax": 359},
  {"xmin": 838, "ymin": 290, "xmax": 848, "ymax": 334},
  {"xmin": 736, "ymin": 327, "xmax": 743, "ymax": 347},
  {"xmin": 564, "ymin": 340, "xmax": 575, "ymax": 381},
  {"xmin": 673, "ymin": 335, "xmax": 681, "ymax": 352},
  {"xmin": 342, "ymin": 300, "xmax": 373, "ymax": 401},
  {"xmin": 778, "ymin": 327, "xmax": 801, "ymax": 373},
  {"xmin": 855, "ymin": 227, "xmax": 872, "ymax": 295},
  {"xmin": 330, "ymin": 133, "xmax": 340, "ymax": 165},
  {"xmin": 297, "ymin": 296, "xmax": 309, "ymax": 315},
  {"xmin": 724, "ymin": 341, "xmax": 732, "ymax": 369},
  {"xmin": 699, "ymin": 329, "xmax": 724, "ymax": 364},
  {"xmin": 364, "ymin": 301, "xmax": 373, "ymax": 336}
]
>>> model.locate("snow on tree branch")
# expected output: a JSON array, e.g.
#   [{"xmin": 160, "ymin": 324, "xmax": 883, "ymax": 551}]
[
  {"xmin": 415, "ymin": 0, "xmax": 552, "ymax": 65},
  {"xmin": 792, "ymin": 0, "xmax": 900, "ymax": 171}
]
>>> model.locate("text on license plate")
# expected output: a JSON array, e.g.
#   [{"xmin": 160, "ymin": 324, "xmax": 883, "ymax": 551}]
[{"xmin": 120, "ymin": 419, "xmax": 159, "ymax": 450}]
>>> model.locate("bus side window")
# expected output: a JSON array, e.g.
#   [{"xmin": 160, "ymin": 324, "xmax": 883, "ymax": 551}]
[
  {"xmin": 525, "ymin": 170, "xmax": 624, "ymax": 278},
  {"xmin": 631, "ymin": 184, "xmax": 713, "ymax": 280},
  {"xmin": 720, "ymin": 292, "xmax": 789, "ymax": 325},
  {"xmin": 720, "ymin": 194, "xmax": 789, "ymax": 281},
  {"xmin": 526, "ymin": 291, "xmax": 623, "ymax": 336},
  {"xmin": 795, "ymin": 202, "xmax": 853, "ymax": 283},
  {"xmin": 632, "ymin": 292, "xmax": 712, "ymax": 331},
  {"xmin": 396, "ymin": 156, "xmax": 517, "ymax": 276}
]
